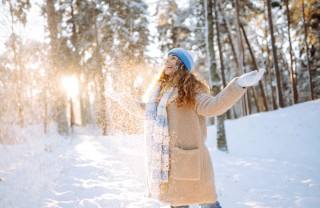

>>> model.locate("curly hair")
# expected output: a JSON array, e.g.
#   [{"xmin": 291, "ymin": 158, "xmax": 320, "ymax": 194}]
[{"xmin": 155, "ymin": 59, "xmax": 210, "ymax": 108}]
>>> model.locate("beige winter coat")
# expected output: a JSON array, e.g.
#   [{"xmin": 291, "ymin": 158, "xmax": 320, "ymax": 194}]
[{"xmin": 119, "ymin": 77, "xmax": 246, "ymax": 206}]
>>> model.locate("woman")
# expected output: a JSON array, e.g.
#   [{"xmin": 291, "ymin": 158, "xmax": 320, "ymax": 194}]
[{"xmin": 109, "ymin": 48, "xmax": 264, "ymax": 208}]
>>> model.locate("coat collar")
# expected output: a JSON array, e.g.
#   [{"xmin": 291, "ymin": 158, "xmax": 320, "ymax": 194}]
[{"xmin": 167, "ymin": 88, "xmax": 178, "ymax": 104}]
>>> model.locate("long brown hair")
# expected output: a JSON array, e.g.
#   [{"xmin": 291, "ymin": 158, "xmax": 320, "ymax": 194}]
[{"xmin": 154, "ymin": 59, "xmax": 210, "ymax": 108}]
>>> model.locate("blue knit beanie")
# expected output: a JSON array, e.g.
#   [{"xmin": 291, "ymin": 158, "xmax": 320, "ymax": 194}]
[{"xmin": 168, "ymin": 48, "xmax": 195, "ymax": 72}]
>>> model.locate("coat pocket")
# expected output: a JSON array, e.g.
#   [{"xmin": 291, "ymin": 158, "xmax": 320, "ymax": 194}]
[{"xmin": 170, "ymin": 147, "xmax": 200, "ymax": 180}]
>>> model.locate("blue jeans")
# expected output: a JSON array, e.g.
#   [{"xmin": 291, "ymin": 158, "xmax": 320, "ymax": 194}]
[{"xmin": 171, "ymin": 201, "xmax": 222, "ymax": 208}]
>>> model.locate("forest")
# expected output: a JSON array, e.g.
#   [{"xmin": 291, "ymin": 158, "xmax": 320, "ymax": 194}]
[{"xmin": 0, "ymin": 0, "xmax": 319, "ymax": 142}]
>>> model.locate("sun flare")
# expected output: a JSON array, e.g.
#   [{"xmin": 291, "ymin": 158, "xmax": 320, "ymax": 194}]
[{"xmin": 62, "ymin": 76, "xmax": 79, "ymax": 100}]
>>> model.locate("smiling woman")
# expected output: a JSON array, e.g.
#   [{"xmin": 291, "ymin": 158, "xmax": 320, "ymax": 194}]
[{"xmin": 106, "ymin": 47, "xmax": 265, "ymax": 208}]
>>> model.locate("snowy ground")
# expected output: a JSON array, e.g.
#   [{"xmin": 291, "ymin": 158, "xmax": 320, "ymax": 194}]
[{"xmin": 1, "ymin": 100, "xmax": 320, "ymax": 208}]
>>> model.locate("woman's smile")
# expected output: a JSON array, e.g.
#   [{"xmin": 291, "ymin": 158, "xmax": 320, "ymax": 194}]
[{"xmin": 164, "ymin": 55, "xmax": 178, "ymax": 76}]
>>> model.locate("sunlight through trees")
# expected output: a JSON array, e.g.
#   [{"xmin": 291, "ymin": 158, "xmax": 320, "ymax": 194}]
[{"xmin": 0, "ymin": 0, "xmax": 319, "ymax": 139}]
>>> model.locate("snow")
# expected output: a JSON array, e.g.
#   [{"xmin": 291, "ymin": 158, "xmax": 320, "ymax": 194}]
[{"xmin": 1, "ymin": 100, "xmax": 320, "ymax": 208}]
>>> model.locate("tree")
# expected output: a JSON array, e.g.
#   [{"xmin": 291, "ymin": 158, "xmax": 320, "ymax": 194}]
[
  {"xmin": 1, "ymin": 0, "xmax": 31, "ymax": 127},
  {"xmin": 302, "ymin": 0, "xmax": 314, "ymax": 100},
  {"xmin": 107, "ymin": 0, "xmax": 150, "ymax": 134},
  {"xmin": 289, "ymin": 0, "xmax": 319, "ymax": 101},
  {"xmin": 204, "ymin": 0, "xmax": 228, "ymax": 151},
  {"xmin": 285, "ymin": 0, "xmax": 298, "ymax": 104},
  {"xmin": 267, "ymin": 0, "xmax": 284, "ymax": 108},
  {"xmin": 241, "ymin": 24, "xmax": 268, "ymax": 112},
  {"xmin": 46, "ymin": 0, "xmax": 69, "ymax": 134}
]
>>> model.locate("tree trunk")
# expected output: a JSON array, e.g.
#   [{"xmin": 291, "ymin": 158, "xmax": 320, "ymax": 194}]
[
  {"xmin": 93, "ymin": 9, "xmax": 108, "ymax": 135},
  {"xmin": 70, "ymin": 1, "xmax": 87, "ymax": 126},
  {"xmin": 44, "ymin": 82, "xmax": 48, "ymax": 133},
  {"xmin": 263, "ymin": 2, "xmax": 276, "ymax": 110},
  {"xmin": 247, "ymin": 87, "xmax": 252, "ymax": 114},
  {"xmin": 217, "ymin": 0, "xmax": 243, "ymax": 118},
  {"xmin": 213, "ymin": 0, "xmax": 231, "ymax": 120},
  {"xmin": 8, "ymin": 3, "xmax": 24, "ymax": 127},
  {"xmin": 204, "ymin": 0, "xmax": 219, "ymax": 85},
  {"xmin": 267, "ymin": 48, "xmax": 277, "ymax": 110},
  {"xmin": 80, "ymin": 76, "xmax": 92, "ymax": 126},
  {"xmin": 234, "ymin": 0, "xmax": 244, "ymax": 74},
  {"xmin": 204, "ymin": 0, "xmax": 216, "ymax": 125},
  {"xmin": 234, "ymin": 0, "xmax": 249, "ymax": 116},
  {"xmin": 241, "ymin": 24, "xmax": 268, "ymax": 111},
  {"xmin": 216, "ymin": 115, "xmax": 227, "ymax": 152},
  {"xmin": 217, "ymin": 0, "xmax": 239, "ymax": 71},
  {"xmin": 47, "ymin": 0, "xmax": 69, "ymax": 134},
  {"xmin": 47, "ymin": 0, "xmax": 58, "ymax": 64},
  {"xmin": 285, "ymin": 0, "xmax": 298, "ymax": 104},
  {"xmin": 97, "ymin": 73, "xmax": 107, "ymax": 136},
  {"xmin": 302, "ymin": 0, "xmax": 314, "ymax": 100},
  {"xmin": 205, "ymin": 0, "xmax": 228, "ymax": 152},
  {"xmin": 214, "ymin": 3, "xmax": 226, "ymax": 88},
  {"xmin": 266, "ymin": 0, "xmax": 284, "ymax": 108}
]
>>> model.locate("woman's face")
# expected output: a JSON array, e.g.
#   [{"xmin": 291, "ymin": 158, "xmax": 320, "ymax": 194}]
[{"xmin": 164, "ymin": 54, "xmax": 179, "ymax": 76}]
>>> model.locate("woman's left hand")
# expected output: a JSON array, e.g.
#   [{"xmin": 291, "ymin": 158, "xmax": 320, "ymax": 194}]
[{"xmin": 237, "ymin": 69, "xmax": 265, "ymax": 87}]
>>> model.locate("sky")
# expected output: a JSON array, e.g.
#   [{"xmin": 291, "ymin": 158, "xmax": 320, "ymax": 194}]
[{"xmin": 0, "ymin": 0, "xmax": 43, "ymax": 54}]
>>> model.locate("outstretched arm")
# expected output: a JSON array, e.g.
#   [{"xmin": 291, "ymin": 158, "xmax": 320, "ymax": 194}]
[{"xmin": 195, "ymin": 69, "xmax": 265, "ymax": 117}]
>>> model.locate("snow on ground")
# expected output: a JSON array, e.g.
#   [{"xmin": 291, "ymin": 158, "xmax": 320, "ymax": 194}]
[{"xmin": 0, "ymin": 100, "xmax": 320, "ymax": 208}]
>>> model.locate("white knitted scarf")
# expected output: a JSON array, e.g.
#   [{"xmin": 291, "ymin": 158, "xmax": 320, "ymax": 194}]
[{"xmin": 144, "ymin": 84, "xmax": 174, "ymax": 198}]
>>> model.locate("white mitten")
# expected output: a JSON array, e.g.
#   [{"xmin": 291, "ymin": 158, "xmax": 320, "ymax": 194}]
[{"xmin": 237, "ymin": 69, "xmax": 265, "ymax": 87}]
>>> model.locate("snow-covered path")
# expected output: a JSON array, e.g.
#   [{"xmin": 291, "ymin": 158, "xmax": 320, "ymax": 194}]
[
  {"xmin": 42, "ymin": 134, "xmax": 163, "ymax": 208},
  {"xmin": 1, "ymin": 100, "xmax": 320, "ymax": 208},
  {"xmin": 0, "ymin": 131, "xmax": 165, "ymax": 208}
]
